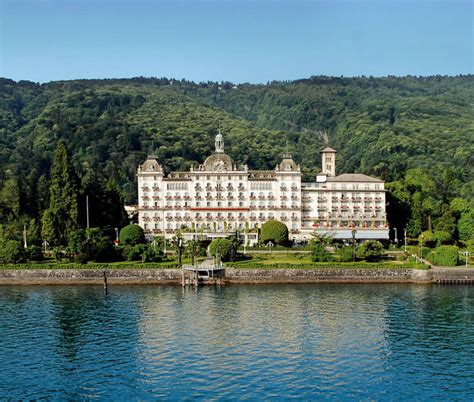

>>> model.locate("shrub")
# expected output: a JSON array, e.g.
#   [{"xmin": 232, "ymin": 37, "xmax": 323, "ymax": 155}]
[
  {"xmin": 419, "ymin": 231, "xmax": 436, "ymax": 248},
  {"xmin": 337, "ymin": 246, "xmax": 354, "ymax": 262},
  {"xmin": 122, "ymin": 244, "xmax": 147, "ymax": 261},
  {"xmin": 209, "ymin": 238, "xmax": 236, "ymax": 262},
  {"xmin": 426, "ymin": 245, "xmax": 459, "ymax": 266},
  {"xmin": 260, "ymin": 220, "xmax": 289, "ymax": 246},
  {"xmin": 142, "ymin": 245, "xmax": 163, "ymax": 262},
  {"xmin": 119, "ymin": 224, "xmax": 145, "ymax": 246},
  {"xmin": 433, "ymin": 231, "xmax": 452, "ymax": 247},
  {"xmin": 310, "ymin": 239, "xmax": 333, "ymax": 262},
  {"xmin": 356, "ymin": 240, "xmax": 384, "ymax": 262},
  {"xmin": 0, "ymin": 240, "xmax": 25, "ymax": 264},
  {"xmin": 26, "ymin": 245, "xmax": 44, "ymax": 261}
]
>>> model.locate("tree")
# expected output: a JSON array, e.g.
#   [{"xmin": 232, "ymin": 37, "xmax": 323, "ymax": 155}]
[
  {"xmin": 356, "ymin": 240, "xmax": 384, "ymax": 262},
  {"xmin": 0, "ymin": 240, "xmax": 24, "ymax": 264},
  {"xmin": 209, "ymin": 238, "xmax": 236, "ymax": 262},
  {"xmin": 41, "ymin": 141, "xmax": 79, "ymax": 245},
  {"xmin": 260, "ymin": 220, "xmax": 288, "ymax": 245},
  {"xmin": 119, "ymin": 224, "xmax": 145, "ymax": 246},
  {"xmin": 458, "ymin": 210, "xmax": 474, "ymax": 242}
]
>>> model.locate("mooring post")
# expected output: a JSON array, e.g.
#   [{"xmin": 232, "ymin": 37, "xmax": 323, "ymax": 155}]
[{"xmin": 103, "ymin": 270, "xmax": 108, "ymax": 294}]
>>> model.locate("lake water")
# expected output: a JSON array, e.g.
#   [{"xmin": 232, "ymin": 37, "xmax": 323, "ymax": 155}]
[{"xmin": 0, "ymin": 284, "xmax": 473, "ymax": 400}]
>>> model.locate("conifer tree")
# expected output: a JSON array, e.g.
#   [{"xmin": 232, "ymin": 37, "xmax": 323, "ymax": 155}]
[{"xmin": 41, "ymin": 141, "xmax": 79, "ymax": 245}]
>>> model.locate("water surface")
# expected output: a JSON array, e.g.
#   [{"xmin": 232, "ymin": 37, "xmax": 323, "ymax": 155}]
[{"xmin": 0, "ymin": 284, "xmax": 473, "ymax": 400}]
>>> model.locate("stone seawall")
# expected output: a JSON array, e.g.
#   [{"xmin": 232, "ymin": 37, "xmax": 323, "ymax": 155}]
[
  {"xmin": 225, "ymin": 268, "xmax": 432, "ymax": 283},
  {"xmin": 0, "ymin": 269, "xmax": 182, "ymax": 285},
  {"xmin": 0, "ymin": 267, "xmax": 435, "ymax": 285}
]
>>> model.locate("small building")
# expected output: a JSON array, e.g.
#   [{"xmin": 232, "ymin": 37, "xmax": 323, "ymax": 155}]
[{"xmin": 136, "ymin": 132, "xmax": 388, "ymax": 244}]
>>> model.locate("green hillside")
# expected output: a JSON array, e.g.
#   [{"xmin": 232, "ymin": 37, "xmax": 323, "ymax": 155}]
[{"xmin": 0, "ymin": 75, "xmax": 473, "ymax": 245}]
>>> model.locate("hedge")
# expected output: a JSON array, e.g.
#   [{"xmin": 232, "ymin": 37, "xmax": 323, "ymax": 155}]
[
  {"xmin": 227, "ymin": 262, "xmax": 430, "ymax": 270},
  {"xmin": 0, "ymin": 262, "xmax": 181, "ymax": 270},
  {"xmin": 426, "ymin": 245, "xmax": 460, "ymax": 266}
]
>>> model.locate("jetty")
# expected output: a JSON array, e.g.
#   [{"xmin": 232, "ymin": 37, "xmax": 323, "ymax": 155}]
[{"xmin": 181, "ymin": 258, "xmax": 226, "ymax": 287}]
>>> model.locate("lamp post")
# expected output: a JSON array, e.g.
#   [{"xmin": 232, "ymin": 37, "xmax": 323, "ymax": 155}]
[
  {"xmin": 177, "ymin": 236, "xmax": 183, "ymax": 265},
  {"xmin": 404, "ymin": 228, "xmax": 407, "ymax": 253},
  {"xmin": 351, "ymin": 229, "xmax": 357, "ymax": 262},
  {"xmin": 419, "ymin": 233, "xmax": 424, "ymax": 262},
  {"xmin": 394, "ymin": 227, "xmax": 398, "ymax": 247},
  {"xmin": 115, "ymin": 227, "xmax": 119, "ymax": 246},
  {"xmin": 462, "ymin": 250, "xmax": 471, "ymax": 268}
]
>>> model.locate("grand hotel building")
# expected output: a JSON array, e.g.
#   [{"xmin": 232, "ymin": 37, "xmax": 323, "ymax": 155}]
[{"xmin": 137, "ymin": 132, "xmax": 389, "ymax": 244}]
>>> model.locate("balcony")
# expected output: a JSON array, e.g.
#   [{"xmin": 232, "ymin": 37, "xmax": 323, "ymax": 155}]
[
  {"xmin": 291, "ymin": 186, "xmax": 298, "ymax": 191},
  {"xmin": 280, "ymin": 186, "xmax": 287, "ymax": 191},
  {"xmin": 141, "ymin": 187, "xmax": 150, "ymax": 192},
  {"xmin": 152, "ymin": 196, "xmax": 160, "ymax": 200},
  {"xmin": 152, "ymin": 186, "xmax": 160, "ymax": 191}
]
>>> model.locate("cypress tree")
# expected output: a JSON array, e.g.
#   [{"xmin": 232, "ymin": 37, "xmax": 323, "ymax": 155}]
[{"xmin": 41, "ymin": 141, "xmax": 79, "ymax": 245}]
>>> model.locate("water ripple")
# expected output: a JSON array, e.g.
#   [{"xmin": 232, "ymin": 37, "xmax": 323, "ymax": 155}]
[{"xmin": 0, "ymin": 284, "xmax": 473, "ymax": 400}]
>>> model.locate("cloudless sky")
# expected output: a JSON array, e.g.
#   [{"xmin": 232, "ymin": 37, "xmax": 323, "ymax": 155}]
[{"xmin": 0, "ymin": 0, "xmax": 472, "ymax": 83}]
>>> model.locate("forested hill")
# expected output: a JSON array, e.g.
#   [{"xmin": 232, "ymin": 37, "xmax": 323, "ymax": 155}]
[{"xmin": 1, "ymin": 75, "xmax": 473, "ymax": 205}]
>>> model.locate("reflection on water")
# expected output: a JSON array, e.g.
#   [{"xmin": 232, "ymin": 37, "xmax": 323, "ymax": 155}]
[{"xmin": 0, "ymin": 284, "xmax": 473, "ymax": 399}]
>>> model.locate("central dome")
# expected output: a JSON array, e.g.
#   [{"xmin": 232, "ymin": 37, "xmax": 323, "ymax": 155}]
[
  {"xmin": 202, "ymin": 152, "xmax": 236, "ymax": 171},
  {"xmin": 200, "ymin": 131, "xmax": 236, "ymax": 171}
]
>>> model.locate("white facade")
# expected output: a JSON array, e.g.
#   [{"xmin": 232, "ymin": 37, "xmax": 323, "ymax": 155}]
[{"xmin": 137, "ymin": 132, "xmax": 389, "ymax": 243}]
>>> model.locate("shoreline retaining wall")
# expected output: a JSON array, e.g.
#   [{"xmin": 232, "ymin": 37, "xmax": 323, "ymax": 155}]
[{"xmin": 0, "ymin": 268, "xmax": 436, "ymax": 285}]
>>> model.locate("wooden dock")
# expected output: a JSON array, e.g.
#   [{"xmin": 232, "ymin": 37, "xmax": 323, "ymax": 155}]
[{"xmin": 181, "ymin": 258, "xmax": 226, "ymax": 287}]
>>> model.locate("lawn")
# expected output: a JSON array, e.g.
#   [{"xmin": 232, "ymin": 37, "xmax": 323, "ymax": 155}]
[{"xmin": 227, "ymin": 253, "xmax": 429, "ymax": 269}]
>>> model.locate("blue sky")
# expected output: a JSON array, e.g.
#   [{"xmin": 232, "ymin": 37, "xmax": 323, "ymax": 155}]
[{"xmin": 1, "ymin": 0, "xmax": 472, "ymax": 83}]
